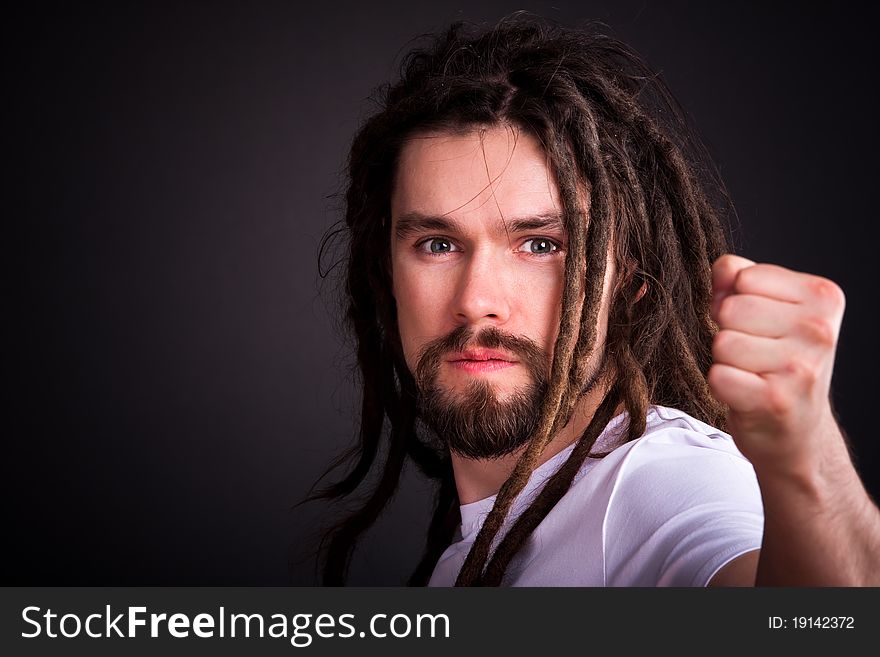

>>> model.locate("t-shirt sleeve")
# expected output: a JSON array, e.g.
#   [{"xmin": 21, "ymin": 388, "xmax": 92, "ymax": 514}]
[{"xmin": 602, "ymin": 431, "xmax": 764, "ymax": 587}]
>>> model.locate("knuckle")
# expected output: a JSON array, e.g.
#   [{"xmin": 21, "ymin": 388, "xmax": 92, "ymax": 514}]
[
  {"xmin": 800, "ymin": 316, "xmax": 837, "ymax": 347},
  {"xmin": 810, "ymin": 277, "xmax": 846, "ymax": 309},
  {"xmin": 784, "ymin": 357, "xmax": 818, "ymax": 386}
]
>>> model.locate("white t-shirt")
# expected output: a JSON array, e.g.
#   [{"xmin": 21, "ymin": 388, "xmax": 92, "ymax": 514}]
[{"xmin": 427, "ymin": 405, "xmax": 764, "ymax": 587}]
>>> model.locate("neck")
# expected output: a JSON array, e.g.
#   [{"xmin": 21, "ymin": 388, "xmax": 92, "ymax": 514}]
[{"xmin": 450, "ymin": 392, "xmax": 625, "ymax": 505}]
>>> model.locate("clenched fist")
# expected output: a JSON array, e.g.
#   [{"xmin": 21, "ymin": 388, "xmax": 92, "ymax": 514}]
[{"xmin": 707, "ymin": 254, "xmax": 847, "ymax": 478}]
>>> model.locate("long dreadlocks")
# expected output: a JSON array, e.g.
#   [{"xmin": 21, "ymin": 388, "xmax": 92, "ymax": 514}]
[{"xmin": 306, "ymin": 12, "xmax": 732, "ymax": 586}]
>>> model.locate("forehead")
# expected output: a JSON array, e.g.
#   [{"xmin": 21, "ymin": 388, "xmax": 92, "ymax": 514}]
[{"xmin": 391, "ymin": 125, "xmax": 563, "ymax": 227}]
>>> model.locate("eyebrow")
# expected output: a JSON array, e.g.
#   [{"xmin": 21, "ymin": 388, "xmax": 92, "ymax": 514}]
[{"xmin": 393, "ymin": 211, "xmax": 565, "ymax": 240}]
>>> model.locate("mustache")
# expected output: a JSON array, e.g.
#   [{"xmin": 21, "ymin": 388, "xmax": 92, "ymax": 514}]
[{"xmin": 415, "ymin": 325, "xmax": 549, "ymax": 388}]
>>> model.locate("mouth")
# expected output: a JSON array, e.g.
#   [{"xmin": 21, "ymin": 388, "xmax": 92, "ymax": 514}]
[{"xmin": 447, "ymin": 349, "xmax": 519, "ymax": 374}]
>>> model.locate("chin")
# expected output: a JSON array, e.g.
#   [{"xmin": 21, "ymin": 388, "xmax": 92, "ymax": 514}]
[{"xmin": 440, "ymin": 377, "xmax": 522, "ymax": 402}]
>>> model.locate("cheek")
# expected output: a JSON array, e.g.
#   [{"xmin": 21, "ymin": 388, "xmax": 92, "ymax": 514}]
[{"xmin": 392, "ymin": 269, "xmax": 448, "ymax": 367}]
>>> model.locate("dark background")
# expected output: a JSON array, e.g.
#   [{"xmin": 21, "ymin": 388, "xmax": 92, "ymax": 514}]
[{"xmin": 7, "ymin": 1, "xmax": 878, "ymax": 585}]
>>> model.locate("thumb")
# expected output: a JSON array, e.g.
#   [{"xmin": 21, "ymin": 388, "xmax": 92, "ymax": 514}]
[{"xmin": 711, "ymin": 254, "xmax": 756, "ymax": 320}]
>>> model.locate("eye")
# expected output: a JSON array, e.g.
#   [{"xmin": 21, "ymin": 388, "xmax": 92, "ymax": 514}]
[
  {"xmin": 416, "ymin": 237, "xmax": 460, "ymax": 255},
  {"xmin": 520, "ymin": 238, "xmax": 560, "ymax": 255}
]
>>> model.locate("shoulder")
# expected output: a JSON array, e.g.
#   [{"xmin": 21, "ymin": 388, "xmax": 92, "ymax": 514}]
[
  {"xmin": 604, "ymin": 405, "xmax": 762, "ymax": 510},
  {"xmin": 611, "ymin": 405, "xmax": 757, "ymax": 483},
  {"xmin": 574, "ymin": 405, "xmax": 758, "ymax": 498},
  {"xmin": 638, "ymin": 404, "xmax": 738, "ymax": 450},
  {"xmin": 600, "ymin": 405, "xmax": 764, "ymax": 586}
]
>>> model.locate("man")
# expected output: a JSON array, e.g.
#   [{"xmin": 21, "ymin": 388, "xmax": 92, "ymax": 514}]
[{"xmin": 309, "ymin": 14, "xmax": 880, "ymax": 586}]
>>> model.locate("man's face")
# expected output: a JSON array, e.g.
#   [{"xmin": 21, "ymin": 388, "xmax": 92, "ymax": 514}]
[{"xmin": 390, "ymin": 125, "xmax": 615, "ymax": 459}]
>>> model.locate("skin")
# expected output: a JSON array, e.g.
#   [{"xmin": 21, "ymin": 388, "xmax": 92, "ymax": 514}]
[
  {"xmin": 390, "ymin": 124, "xmax": 880, "ymax": 586},
  {"xmin": 390, "ymin": 125, "xmax": 617, "ymax": 505},
  {"xmin": 708, "ymin": 255, "xmax": 880, "ymax": 585}
]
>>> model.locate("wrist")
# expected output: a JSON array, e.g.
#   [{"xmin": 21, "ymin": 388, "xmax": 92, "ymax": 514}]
[{"xmin": 752, "ymin": 420, "xmax": 856, "ymax": 510}]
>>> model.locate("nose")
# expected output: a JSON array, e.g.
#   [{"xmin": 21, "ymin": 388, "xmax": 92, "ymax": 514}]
[{"xmin": 451, "ymin": 247, "xmax": 512, "ymax": 327}]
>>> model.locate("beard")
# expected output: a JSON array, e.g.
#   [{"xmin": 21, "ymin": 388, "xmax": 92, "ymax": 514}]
[{"xmin": 414, "ymin": 325, "xmax": 551, "ymax": 460}]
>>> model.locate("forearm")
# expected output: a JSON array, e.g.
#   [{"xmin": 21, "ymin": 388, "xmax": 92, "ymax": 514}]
[{"xmin": 754, "ymin": 423, "xmax": 880, "ymax": 586}]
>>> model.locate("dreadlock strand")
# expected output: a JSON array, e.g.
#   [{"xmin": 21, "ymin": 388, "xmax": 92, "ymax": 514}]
[
  {"xmin": 480, "ymin": 383, "xmax": 624, "ymax": 584},
  {"xmin": 453, "ymin": 125, "xmax": 593, "ymax": 586},
  {"xmin": 479, "ymin": 270, "xmax": 652, "ymax": 585},
  {"xmin": 454, "ymin": 92, "xmax": 621, "ymax": 583}
]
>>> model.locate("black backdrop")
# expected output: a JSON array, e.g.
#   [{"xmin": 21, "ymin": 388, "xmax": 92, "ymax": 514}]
[{"xmin": 8, "ymin": 1, "xmax": 879, "ymax": 585}]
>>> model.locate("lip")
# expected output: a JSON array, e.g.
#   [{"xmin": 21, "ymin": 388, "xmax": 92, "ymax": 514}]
[
  {"xmin": 447, "ymin": 349, "xmax": 519, "ymax": 373},
  {"xmin": 449, "ymin": 349, "xmax": 517, "ymax": 362},
  {"xmin": 450, "ymin": 359, "xmax": 518, "ymax": 373}
]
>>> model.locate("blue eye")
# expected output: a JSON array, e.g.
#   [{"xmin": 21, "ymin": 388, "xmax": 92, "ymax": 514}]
[
  {"xmin": 522, "ymin": 238, "xmax": 559, "ymax": 255},
  {"xmin": 418, "ymin": 238, "xmax": 457, "ymax": 255}
]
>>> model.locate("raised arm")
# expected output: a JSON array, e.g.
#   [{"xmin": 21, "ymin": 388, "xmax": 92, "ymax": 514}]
[{"xmin": 706, "ymin": 254, "xmax": 880, "ymax": 586}]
